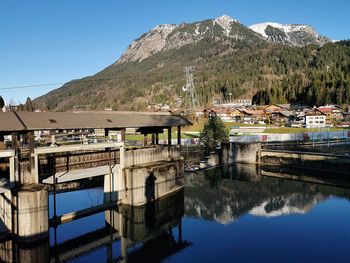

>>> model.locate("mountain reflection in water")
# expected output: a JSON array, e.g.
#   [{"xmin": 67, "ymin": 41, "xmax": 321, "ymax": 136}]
[
  {"xmin": 1, "ymin": 164, "xmax": 350, "ymax": 262},
  {"xmin": 185, "ymin": 164, "xmax": 350, "ymax": 224}
]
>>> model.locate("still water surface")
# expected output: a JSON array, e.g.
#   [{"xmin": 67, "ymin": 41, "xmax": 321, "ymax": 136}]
[{"xmin": 6, "ymin": 164, "xmax": 350, "ymax": 262}]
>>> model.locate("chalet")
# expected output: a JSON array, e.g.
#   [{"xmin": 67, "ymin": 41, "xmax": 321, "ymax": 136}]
[
  {"xmin": 229, "ymin": 109, "xmax": 244, "ymax": 122},
  {"xmin": 305, "ymin": 108, "xmax": 326, "ymax": 128},
  {"xmin": 241, "ymin": 109, "xmax": 266, "ymax": 124},
  {"xmin": 318, "ymin": 105, "xmax": 343, "ymax": 126},
  {"xmin": 214, "ymin": 108, "xmax": 232, "ymax": 122},
  {"xmin": 263, "ymin": 104, "xmax": 285, "ymax": 114},
  {"xmin": 270, "ymin": 110, "xmax": 293, "ymax": 126}
]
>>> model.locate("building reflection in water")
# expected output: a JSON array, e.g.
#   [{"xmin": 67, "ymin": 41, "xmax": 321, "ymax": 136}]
[{"xmin": 0, "ymin": 188, "xmax": 189, "ymax": 263}]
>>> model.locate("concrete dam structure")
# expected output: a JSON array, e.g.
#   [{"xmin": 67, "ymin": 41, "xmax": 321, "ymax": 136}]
[{"xmin": 0, "ymin": 111, "xmax": 191, "ymax": 244}]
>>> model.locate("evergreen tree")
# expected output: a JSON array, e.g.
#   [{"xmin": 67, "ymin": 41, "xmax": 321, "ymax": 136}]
[
  {"xmin": 0, "ymin": 96, "xmax": 4, "ymax": 109},
  {"xmin": 199, "ymin": 114, "xmax": 229, "ymax": 152},
  {"xmin": 24, "ymin": 97, "xmax": 34, "ymax": 111}
]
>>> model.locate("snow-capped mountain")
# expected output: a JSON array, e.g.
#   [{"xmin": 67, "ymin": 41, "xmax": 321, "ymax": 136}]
[
  {"xmin": 249, "ymin": 22, "xmax": 331, "ymax": 47},
  {"xmin": 117, "ymin": 15, "xmax": 262, "ymax": 64},
  {"xmin": 249, "ymin": 194, "xmax": 324, "ymax": 218},
  {"xmin": 118, "ymin": 16, "xmax": 331, "ymax": 64}
]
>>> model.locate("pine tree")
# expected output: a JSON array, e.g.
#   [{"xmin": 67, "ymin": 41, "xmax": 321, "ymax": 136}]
[
  {"xmin": 199, "ymin": 114, "xmax": 229, "ymax": 152},
  {"xmin": 0, "ymin": 96, "xmax": 4, "ymax": 109},
  {"xmin": 24, "ymin": 97, "xmax": 34, "ymax": 111}
]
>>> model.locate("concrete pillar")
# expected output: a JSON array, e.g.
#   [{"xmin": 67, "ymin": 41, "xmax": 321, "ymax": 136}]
[
  {"xmin": 9, "ymin": 156, "xmax": 15, "ymax": 183},
  {"xmin": 177, "ymin": 126, "xmax": 181, "ymax": 145},
  {"xmin": 151, "ymin": 134, "xmax": 156, "ymax": 145},
  {"xmin": 155, "ymin": 133, "xmax": 159, "ymax": 145},
  {"xmin": 119, "ymin": 145, "xmax": 126, "ymax": 199},
  {"xmin": 104, "ymin": 145, "xmax": 126, "ymax": 203},
  {"xmin": 11, "ymin": 132, "xmax": 19, "ymax": 185},
  {"xmin": 221, "ymin": 143, "xmax": 230, "ymax": 164},
  {"xmin": 16, "ymin": 238, "xmax": 50, "ymax": 263},
  {"xmin": 168, "ymin": 127, "xmax": 172, "ymax": 146},
  {"xmin": 13, "ymin": 184, "xmax": 48, "ymax": 242}
]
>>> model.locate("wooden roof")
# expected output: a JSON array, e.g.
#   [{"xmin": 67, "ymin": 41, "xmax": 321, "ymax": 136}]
[
  {"xmin": 0, "ymin": 111, "xmax": 192, "ymax": 131},
  {"xmin": 0, "ymin": 112, "xmax": 26, "ymax": 132},
  {"xmin": 305, "ymin": 108, "xmax": 326, "ymax": 116}
]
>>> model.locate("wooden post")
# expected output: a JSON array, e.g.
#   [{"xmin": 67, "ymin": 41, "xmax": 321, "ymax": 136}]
[
  {"xmin": 104, "ymin": 129, "xmax": 109, "ymax": 141},
  {"xmin": 0, "ymin": 133, "xmax": 4, "ymax": 150},
  {"xmin": 177, "ymin": 126, "xmax": 181, "ymax": 145},
  {"xmin": 143, "ymin": 134, "xmax": 148, "ymax": 146},
  {"xmin": 156, "ymin": 133, "xmax": 159, "ymax": 145},
  {"xmin": 168, "ymin": 127, "xmax": 172, "ymax": 146},
  {"xmin": 121, "ymin": 129, "xmax": 126, "ymax": 142},
  {"xmin": 151, "ymin": 133, "xmax": 156, "ymax": 145}
]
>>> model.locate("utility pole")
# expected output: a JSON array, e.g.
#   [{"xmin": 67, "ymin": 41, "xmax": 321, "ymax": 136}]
[{"xmin": 183, "ymin": 66, "xmax": 198, "ymax": 109}]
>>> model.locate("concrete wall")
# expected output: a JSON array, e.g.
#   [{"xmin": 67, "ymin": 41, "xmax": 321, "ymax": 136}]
[
  {"xmin": 121, "ymin": 159, "xmax": 184, "ymax": 206},
  {"xmin": 230, "ymin": 130, "xmax": 350, "ymax": 143},
  {"xmin": 124, "ymin": 145, "xmax": 180, "ymax": 167},
  {"xmin": 230, "ymin": 143, "xmax": 261, "ymax": 164},
  {"xmin": 261, "ymin": 149, "xmax": 350, "ymax": 172}
]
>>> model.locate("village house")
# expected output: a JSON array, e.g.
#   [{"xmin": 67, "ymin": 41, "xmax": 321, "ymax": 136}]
[
  {"xmin": 317, "ymin": 105, "xmax": 343, "ymax": 126},
  {"xmin": 305, "ymin": 108, "xmax": 326, "ymax": 128},
  {"xmin": 240, "ymin": 109, "xmax": 266, "ymax": 124},
  {"xmin": 229, "ymin": 109, "xmax": 244, "ymax": 122}
]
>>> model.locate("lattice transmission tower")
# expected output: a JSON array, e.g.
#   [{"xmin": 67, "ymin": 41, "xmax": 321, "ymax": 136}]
[{"xmin": 182, "ymin": 66, "xmax": 198, "ymax": 109}]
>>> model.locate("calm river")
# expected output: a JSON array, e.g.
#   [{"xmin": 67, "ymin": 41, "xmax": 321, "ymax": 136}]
[{"xmin": 3, "ymin": 164, "xmax": 350, "ymax": 262}]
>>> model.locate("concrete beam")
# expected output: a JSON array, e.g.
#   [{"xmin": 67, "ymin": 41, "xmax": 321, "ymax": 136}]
[
  {"xmin": 35, "ymin": 142, "xmax": 124, "ymax": 155},
  {"xmin": 0, "ymin": 149, "xmax": 15, "ymax": 158}
]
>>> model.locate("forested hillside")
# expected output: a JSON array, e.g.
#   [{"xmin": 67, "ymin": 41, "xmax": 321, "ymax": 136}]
[{"xmin": 33, "ymin": 16, "xmax": 349, "ymax": 111}]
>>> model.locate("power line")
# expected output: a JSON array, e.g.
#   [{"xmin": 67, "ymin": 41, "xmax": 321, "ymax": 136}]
[
  {"xmin": 0, "ymin": 72, "xmax": 182, "ymax": 91},
  {"xmin": 0, "ymin": 82, "xmax": 66, "ymax": 91}
]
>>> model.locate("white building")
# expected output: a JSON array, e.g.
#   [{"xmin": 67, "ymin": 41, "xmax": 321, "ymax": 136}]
[{"xmin": 305, "ymin": 108, "xmax": 326, "ymax": 128}]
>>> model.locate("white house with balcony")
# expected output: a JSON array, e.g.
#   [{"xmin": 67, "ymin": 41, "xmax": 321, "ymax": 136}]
[{"xmin": 305, "ymin": 108, "xmax": 326, "ymax": 128}]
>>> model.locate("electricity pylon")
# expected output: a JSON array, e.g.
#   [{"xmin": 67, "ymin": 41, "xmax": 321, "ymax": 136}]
[{"xmin": 182, "ymin": 66, "xmax": 198, "ymax": 109}]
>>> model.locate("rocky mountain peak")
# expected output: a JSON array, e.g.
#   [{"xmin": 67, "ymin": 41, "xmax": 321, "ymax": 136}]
[
  {"xmin": 214, "ymin": 15, "xmax": 239, "ymax": 36},
  {"xmin": 249, "ymin": 22, "xmax": 330, "ymax": 47},
  {"xmin": 117, "ymin": 16, "xmax": 331, "ymax": 65}
]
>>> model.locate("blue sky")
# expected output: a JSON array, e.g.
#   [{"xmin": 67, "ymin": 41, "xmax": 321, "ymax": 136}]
[{"xmin": 1, "ymin": 0, "xmax": 349, "ymax": 103}]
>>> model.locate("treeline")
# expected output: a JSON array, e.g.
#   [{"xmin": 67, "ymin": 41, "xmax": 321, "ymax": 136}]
[
  {"xmin": 252, "ymin": 40, "xmax": 350, "ymax": 108},
  {"xmin": 0, "ymin": 96, "xmax": 35, "ymax": 111}
]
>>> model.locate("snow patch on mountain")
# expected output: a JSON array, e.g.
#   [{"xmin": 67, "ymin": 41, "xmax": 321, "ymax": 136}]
[
  {"xmin": 249, "ymin": 200, "xmax": 307, "ymax": 217},
  {"xmin": 249, "ymin": 22, "xmax": 329, "ymax": 47},
  {"xmin": 249, "ymin": 22, "xmax": 309, "ymax": 36},
  {"xmin": 214, "ymin": 15, "xmax": 238, "ymax": 36}
]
